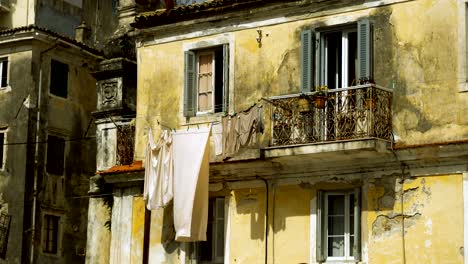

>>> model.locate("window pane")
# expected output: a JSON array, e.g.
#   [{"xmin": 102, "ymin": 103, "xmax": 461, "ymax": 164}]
[
  {"xmin": 328, "ymin": 195, "xmax": 345, "ymax": 215},
  {"xmin": 328, "ymin": 215, "xmax": 345, "ymax": 235},
  {"xmin": 328, "ymin": 236, "xmax": 344, "ymax": 257},
  {"xmin": 350, "ymin": 235, "xmax": 354, "ymax": 256}
]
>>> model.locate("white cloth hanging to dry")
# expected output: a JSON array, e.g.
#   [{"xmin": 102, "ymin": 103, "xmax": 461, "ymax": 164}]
[
  {"xmin": 172, "ymin": 125, "xmax": 211, "ymax": 242},
  {"xmin": 143, "ymin": 128, "xmax": 174, "ymax": 210}
]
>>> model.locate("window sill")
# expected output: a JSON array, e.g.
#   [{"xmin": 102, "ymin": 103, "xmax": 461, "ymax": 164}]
[
  {"xmin": 459, "ymin": 82, "xmax": 468, "ymax": 92},
  {"xmin": 0, "ymin": 86, "xmax": 11, "ymax": 92},
  {"xmin": 182, "ymin": 112, "xmax": 225, "ymax": 127}
]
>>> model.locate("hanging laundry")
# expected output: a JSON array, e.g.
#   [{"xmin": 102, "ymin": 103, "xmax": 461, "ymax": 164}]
[
  {"xmin": 143, "ymin": 128, "xmax": 174, "ymax": 210},
  {"xmin": 172, "ymin": 125, "xmax": 211, "ymax": 242},
  {"xmin": 222, "ymin": 104, "xmax": 264, "ymax": 158},
  {"xmin": 212, "ymin": 122, "xmax": 223, "ymax": 156}
]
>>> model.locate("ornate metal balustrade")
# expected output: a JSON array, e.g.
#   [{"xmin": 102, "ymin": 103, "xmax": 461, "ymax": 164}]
[{"xmin": 269, "ymin": 84, "xmax": 393, "ymax": 147}]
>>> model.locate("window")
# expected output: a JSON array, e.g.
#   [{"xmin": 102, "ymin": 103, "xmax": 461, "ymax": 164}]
[
  {"xmin": 46, "ymin": 135, "xmax": 65, "ymax": 175},
  {"xmin": 316, "ymin": 189, "xmax": 360, "ymax": 262},
  {"xmin": 184, "ymin": 45, "xmax": 229, "ymax": 117},
  {"xmin": 0, "ymin": 58, "xmax": 8, "ymax": 88},
  {"xmin": 193, "ymin": 198, "xmax": 225, "ymax": 263},
  {"xmin": 301, "ymin": 19, "xmax": 372, "ymax": 92},
  {"xmin": 0, "ymin": 132, "xmax": 4, "ymax": 170},
  {"xmin": 50, "ymin": 59, "xmax": 69, "ymax": 98},
  {"xmin": 43, "ymin": 214, "xmax": 60, "ymax": 254}
]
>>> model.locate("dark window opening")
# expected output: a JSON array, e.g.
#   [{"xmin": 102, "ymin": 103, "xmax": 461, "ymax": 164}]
[
  {"xmin": 214, "ymin": 48, "xmax": 224, "ymax": 113},
  {"xmin": 46, "ymin": 135, "xmax": 65, "ymax": 175},
  {"xmin": 196, "ymin": 198, "xmax": 225, "ymax": 263},
  {"xmin": 43, "ymin": 214, "xmax": 59, "ymax": 254},
  {"xmin": 50, "ymin": 60, "xmax": 69, "ymax": 98},
  {"xmin": 0, "ymin": 58, "xmax": 8, "ymax": 88},
  {"xmin": 0, "ymin": 133, "xmax": 4, "ymax": 170}
]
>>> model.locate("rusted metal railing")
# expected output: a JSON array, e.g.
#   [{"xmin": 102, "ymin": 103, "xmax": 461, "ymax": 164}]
[{"xmin": 269, "ymin": 84, "xmax": 393, "ymax": 147}]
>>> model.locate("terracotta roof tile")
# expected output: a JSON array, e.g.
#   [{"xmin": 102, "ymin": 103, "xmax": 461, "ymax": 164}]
[
  {"xmin": 0, "ymin": 25, "xmax": 104, "ymax": 56},
  {"xmin": 98, "ymin": 160, "xmax": 144, "ymax": 175},
  {"xmin": 133, "ymin": 0, "xmax": 299, "ymax": 28}
]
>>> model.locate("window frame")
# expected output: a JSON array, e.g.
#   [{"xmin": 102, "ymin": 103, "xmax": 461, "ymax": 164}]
[
  {"xmin": 183, "ymin": 36, "xmax": 232, "ymax": 120},
  {"xmin": 196, "ymin": 50, "xmax": 216, "ymax": 115},
  {"xmin": 316, "ymin": 188, "xmax": 361, "ymax": 263},
  {"xmin": 0, "ymin": 57, "xmax": 9, "ymax": 89},
  {"xmin": 193, "ymin": 197, "xmax": 226, "ymax": 264},
  {"xmin": 0, "ymin": 129, "xmax": 6, "ymax": 171},
  {"xmin": 41, "ymin": 213, "xmax": 62, "ymax": 256},
  {"xmin": 319, "ymin": 28, "xmax": 358, "ymax": 89},
  {"xmin": 301, "ymin": 19, "xmax": 372, "ymax": 92},
  {"xmin": 324, "ymin": 191, "xmax": 355, "ymax": 261},
  {"xmin": 49, "ymin": 59, "xmax": 69, "ymax": 99}
]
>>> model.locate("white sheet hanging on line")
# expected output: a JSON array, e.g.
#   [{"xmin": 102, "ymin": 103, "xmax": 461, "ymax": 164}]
[
  {"xmin": 143, "ymin": 128, "xmax": 174, "ymax": 210},
  {"xmin": 172, "ymin": 125, "xmax": 211, "ymax": 242}
]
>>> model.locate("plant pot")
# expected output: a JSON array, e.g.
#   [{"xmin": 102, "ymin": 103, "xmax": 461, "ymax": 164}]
[
  {"xmin": 314, "ymin": 96, "xmax": 327, "ymax": 109},
  {"xmin": 298, "ymin": 97, "xmax": 311, "ymax": 113}
]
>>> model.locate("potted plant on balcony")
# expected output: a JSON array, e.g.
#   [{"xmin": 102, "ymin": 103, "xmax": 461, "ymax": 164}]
[
  {"xmin": 297, "ymin": 94, "xmax": 312, "ymax": 113},
  {"xmin": 313, "ymin": 85, "xmax": 328, "ymax": 109}
]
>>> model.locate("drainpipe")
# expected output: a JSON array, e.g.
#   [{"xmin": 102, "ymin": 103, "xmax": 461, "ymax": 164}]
[{"xmin": 30, "ymin": 42, "xmax": 58, "ymax": 264}]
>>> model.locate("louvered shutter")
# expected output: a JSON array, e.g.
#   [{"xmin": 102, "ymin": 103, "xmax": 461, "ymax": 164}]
[
  {"xmin": 301, "ymin": 29, "xmax": 314, "ymax": 93},
  {"xmin": 357, "ymin": 19, "xmax": 373, "ymax": 82},
  {"xmin": 316, "ymin": 190, "xmax": 325, "ymax": 262},
  {"xmin": 222, "ymin": 45, "xmax": 229, "ymax": 113},
  {"xmin": 184, "ymin": 51, "xmax": 197, "ymax": 117},
  {"xmin": 353, "ymin": 188, "xmax": 361, "ymax": 261}
]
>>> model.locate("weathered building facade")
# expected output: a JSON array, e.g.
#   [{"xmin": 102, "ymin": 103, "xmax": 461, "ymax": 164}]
[
  {"xmin": 0, "ymin": 1, "xmax": 108, "ymax": 263},
  {"xmin": 88, "ymin": 0, "xmax": 468, "ymax": 263}
]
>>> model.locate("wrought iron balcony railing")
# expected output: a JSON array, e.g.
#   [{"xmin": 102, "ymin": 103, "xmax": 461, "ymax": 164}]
[{"xmin": 269, "ymin": 84, "xmax": 393, "ymax": 147}]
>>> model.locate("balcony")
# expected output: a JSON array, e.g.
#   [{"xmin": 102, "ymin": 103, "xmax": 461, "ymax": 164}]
[
  {"xmin": 265, "ymin": 84, "xmax": 393, "ymax": 159},
  {"xmin": 0, "ymin": 0, "xmax": 9, "ymax": 12}
]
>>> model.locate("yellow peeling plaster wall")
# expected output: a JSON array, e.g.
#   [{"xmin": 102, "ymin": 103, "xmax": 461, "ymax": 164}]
[
  {"xmin": 136, "ymin": 0, "xmax": 468, "ymax": 159},
  {"xmin": 134, "ymin": 0, "xmax": 468, "ymax": 263}
]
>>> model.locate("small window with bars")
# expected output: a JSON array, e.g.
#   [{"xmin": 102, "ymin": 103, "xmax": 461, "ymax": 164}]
[{"xmin": 43, "ymin": 214, "xmax": 60, "ymax": 254}]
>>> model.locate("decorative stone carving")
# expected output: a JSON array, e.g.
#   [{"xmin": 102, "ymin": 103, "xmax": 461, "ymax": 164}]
[{"xmin": 101, "ymin": 81, "xmax": 118, "ymax": 106}]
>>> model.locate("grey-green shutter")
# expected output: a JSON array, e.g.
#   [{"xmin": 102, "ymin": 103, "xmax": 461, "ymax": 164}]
[
  {"xmin": 316, "ymin": 190, "xmax": 325, "ymax": 262},
  {"xmin": 353, "ymin": 188, "xmax": 361, "ymax": 261},
  {"xmin": 184, "ymin": 51, "xmax": 197, "ymax": 117},
  {"xmin": 357, "ymin": 19, "xmax": 372, "ymax": 81},
  {"xmin": 222, "ymin": 45, "xmax": 229, "ymax": 113},
  {"xmin": 301, "ymin": 29, "xmax": 314, "ymax": 93}
]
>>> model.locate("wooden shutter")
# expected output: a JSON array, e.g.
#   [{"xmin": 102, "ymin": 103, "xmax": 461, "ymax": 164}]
[
  {"xmin": 184, "ymin": 51, "xmax": 197, "ymax": 117},
  {"xmin": 357, "ymin": 19, "xmax": 372, "ymax": 81},
  {"xmin": 301, "ymin": 29, "xmax": 314, "ymax": 93},
  {"xmin": 353, "ymin": 188, "xmax": 361, "ymax": 261},
  {"xmin": 222, "ymin": 45, "xmax": 229, "ymax": 113},
  {"xmin": 316, "ymin": 190, "xmax": 325, "ymax": 262}
]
